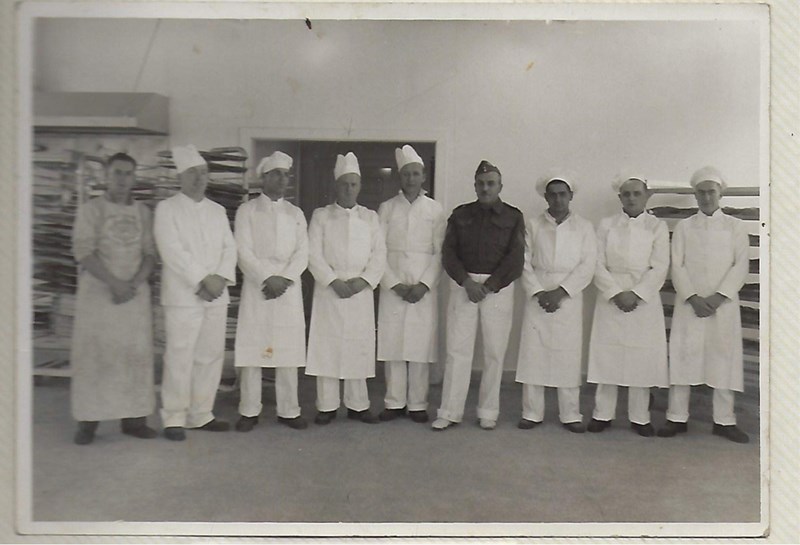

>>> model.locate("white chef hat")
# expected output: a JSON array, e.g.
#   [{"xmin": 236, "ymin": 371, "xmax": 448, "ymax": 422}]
[
  {"xmin": 535, "ymin": 169, "xmax": 577, "ymax": 197},
  {"xmin": 395, "ymin": 145, "xmax": 424, "ymax": 171},
  {"xmin": 334, "ymin": 152, "xmax": 361, "ymax": 180},
  {"xmin": 690, "ymin": 166, "xmax": 727, "ymax": 191},
  {"xmin": 611, "ymin": 172, "xmax": 649, "ymax": 193},
  {"xmin": 172, "ymin": 144, "xmax": 206, "ymax": 174},
  {"xmin": 257, "ymin": 151, "xmax": 293, "ymax": 177}
]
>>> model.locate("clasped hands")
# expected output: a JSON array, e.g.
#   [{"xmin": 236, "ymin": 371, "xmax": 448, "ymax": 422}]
[
  {"xmin": 535, "ymin": 286, "xmax": 568, "ymax": 313},
  {"xmin": 196, "ymin": 274, "xmax": 227, "ymax": 302},
  {"xmin": 391, "ymin": 282, "xmax": 430, "ymax": 304},
  {"xmin": 261, "ymin": 275, "xmax": 294, "ymax": 300},
  {"xmin": 687, "ymin": 293, "xmax": 728, "ymax": 318},
  {"xmin": 611, "ymin": 290, "xmax": 641, "ymax": 313},
  {"xmin": 330, "ymin": 277, "xmax": 370, "ymax": 299}
]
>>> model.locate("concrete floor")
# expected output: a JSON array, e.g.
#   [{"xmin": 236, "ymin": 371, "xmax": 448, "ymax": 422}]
[{"xmin": 31, "ymin": 371, "xmax": 761, "ymax": 524}]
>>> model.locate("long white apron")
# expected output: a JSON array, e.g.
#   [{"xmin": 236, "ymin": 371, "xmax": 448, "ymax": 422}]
[
  {"xmin": 668, "ymin": 212, "xmax": 748, "ymax": 391},
  {"xmin": 377, "ymin": 194, "xmax": 444, "ymax": 363},
  {"xmin": 234, "ymin": 198, "xmax": 307, "ymax": 368},
  {"xmin": 587, "ymin": 214, "xmax": 669, "ymax": 387},
  {"xmin": 70, "ymin": 199, "xmax": 155, "ymax": 421},
  {"xmin": 516, "ymin": 213, "xmax": 595, "ymax": 388}
]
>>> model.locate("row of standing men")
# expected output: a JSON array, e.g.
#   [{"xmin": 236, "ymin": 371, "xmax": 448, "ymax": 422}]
[{"xmin": 68, "ymin": 144, "xmax": 750, "ymax": 445}]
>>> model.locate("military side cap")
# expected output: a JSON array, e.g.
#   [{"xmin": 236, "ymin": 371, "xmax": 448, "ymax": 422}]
[{"xmin": 475, "ymin": 160, "xmax": 501, "ymax": 177}]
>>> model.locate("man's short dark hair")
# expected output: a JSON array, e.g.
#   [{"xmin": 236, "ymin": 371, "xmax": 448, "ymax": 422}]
[{"xmin": 106, "ymin": 152, "xmax": 137, "ymax": 169}]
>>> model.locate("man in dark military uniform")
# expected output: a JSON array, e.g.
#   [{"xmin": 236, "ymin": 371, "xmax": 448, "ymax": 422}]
[{"xmin": 432, "ymin": 160, "xmax": 525, "ymax": 431}]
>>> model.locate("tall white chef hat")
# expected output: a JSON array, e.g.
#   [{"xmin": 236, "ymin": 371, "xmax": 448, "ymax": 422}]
[
  {"xmin": 257, "ymin": 151, "xmax": 293, "ymax": 177},
  {"xmin": 690, "ymin": 166, "xmax": 727, "ymax": 191},
  {"xmin": 535, "ymin": 169, "xmax": 577, "ymax": 197},
  {"xmin": 395, "ymin": 145, "xmax": 424, "ymax": 171},
  {"xmin": 334, "ymin": 152, "xmax": 361, "ymax": 180},
  {"xmin": 611, "ymin": 172, "xmax": 648, "ymax": 193},
  {"xmin": 172, "ymin": 144, "xmax": 206, "ymax": 174}
]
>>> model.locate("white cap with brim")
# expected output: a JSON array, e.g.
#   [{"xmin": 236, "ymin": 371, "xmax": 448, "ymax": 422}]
[
  {"xmin": 612, "ymin": 172, "xmax": 648, "ymax": 193},
  {"xmin": 535, "ymin": 169, "xmax": 577, "ymax": 197},
  {"xmin": 172, "ymin": 144, "xmax": 206, "ymax": 174},
  {"xmin": 334, "ymin": 152, "xmax": 361, "ymax": 180},
  {"xmin": 690, "ymin": 166, "xmax": 727, "ymax": 191},
  {"xmin": 395, "ymin": 145, "xmax": 424, "ymax": 171},
  {"xmin": 257, "ymin": 151, "xmax": 293, "ymax": 177}
]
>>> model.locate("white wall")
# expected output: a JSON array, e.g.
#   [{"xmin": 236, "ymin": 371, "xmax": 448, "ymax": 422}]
[{"xmin": 34, "ymin": 17, "xmax": 763, "ymax": 370}]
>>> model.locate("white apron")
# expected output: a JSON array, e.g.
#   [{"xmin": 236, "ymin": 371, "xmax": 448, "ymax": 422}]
[
  {"xmin": 377, "ymin": 192, "xmax": 445, "ymax": 363},
  {"xmin": 306, "ymin": 204, "xmax": 386, "ymax": 379},
  {"xmin": 587, "ymin": 212, "xmax": 669, "ymax": 387},
  {"xmin": 516, "ymin": 212, "xmax": 596, "ymax": 387},
  {"xmin": 668, "ymin": 210, "xmax": 749, "ymax": 391},
  {"xmin": 234, "ymin": 196, "xmax": 307, "ymax": 368},
  {"xmin": 70, "ymin": 198, "xmax": 156, "ymax": 421}
]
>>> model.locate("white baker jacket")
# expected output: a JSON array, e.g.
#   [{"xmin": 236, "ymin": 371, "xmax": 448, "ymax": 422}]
[
  {"xmin": 153, "ymin": 192, "xmax": 237, "ymax": 307},
  {"xmin": 234, "ymin": 195, "xmax": 308, "ymax": 368},
  {"xmin": 669, "ymin": 209, "xmax": 749, "ymax": 391},
  {"xmin": 515, "ymin": 212, "xmax": 596, "ymax": 387},
  {"xmin": 306, "ymin": 203, "xmax": 387, "ymax": 379},
  {"xmin": 377, "ymin": 191, "xmax": 445, "ymax": 363},
  {"xmin": 587, "ymin": 211, "xmax": 669, "ymax": 387}
]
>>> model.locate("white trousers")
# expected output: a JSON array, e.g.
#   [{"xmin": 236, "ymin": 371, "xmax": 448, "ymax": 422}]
[
  {"xmin": 160, "ymin": 305, "xmax": 227, "ymax": 428},
  {"xmin": 438, "ymin": 277, "xmax": 514, "ymax": 422},
  {"xmin": 238, "ymin": 367, "xmax": 301, "ymax": 419},
  {"xmin": 316, "ymin": 377, "xmax": 370, "ymax": 412},
  {"xmin": 592, "ymin": 384, "xmax": 651, "ymax": 425},
  {"xmin": 521, "ymin": 384, "xmax": 582, "ymax": 424},
  {"xmin": 384, "ymin": 361, "xmax": 429, "ymax": 411},
  {"xmin": 666, "ymin": 385, "xmax": 736, "ymax": 426}
]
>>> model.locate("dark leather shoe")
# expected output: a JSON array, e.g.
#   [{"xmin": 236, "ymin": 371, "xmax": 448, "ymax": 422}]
[
  {"xmin": 712, "ymin": 424, "xmax": 750, "ymax": 444},
  {"xmin": 163, "ymin": 427, "xmax": 186, "ymax": 441},
  {"xmin": 517, "ymin": 418, "xmax": 540, "ymax": 430},
  {"xmin": 314, "ymin": 410, "xmax": 337, "ymax": 425},
  {"xmin": 198, "ymin": 419, "xmax": 230, "ymax": 432},
  {"xmin": 277, "ymin": 416, "xmax": 308, "ymax": 430},
  {"xmin": 587, "ymin": 419, "xmax": 612, "ymax": 433},
  {"xmin": 235, "ymin": 416, "xmax": 258, "ymax": 432},
  {"xmin": 631, "ymin": 422, "xmax": 655, "ymax": 437},
  {"xmin": 379, "ymin": 407, "xmax": 406, "ymax": 421},
  {"xmin": 657, "ymin": 420, "xmax": 688, "ymax": 438},
  {"xmin": 347, "ymin": 409, "xmax": 380, "ymax": 424},
  {"xmin": 74, "ymin": 421, "xmax": 99, "ymax": 445},
  {"xmin": 562, "ymin": 422, "xmax": 586, "ymax": 433},
  {"xmin": 408, "ymin": 410, "xmax": 429, "ymax": 423},
  {"xmin": 121, "ymin": 417, "xmax": 157, "ymax": 439}
]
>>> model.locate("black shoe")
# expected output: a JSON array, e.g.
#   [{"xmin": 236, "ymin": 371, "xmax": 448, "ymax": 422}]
[
  {"xmin": 277, "ymin": 416, "xmax": 308, "ymax": 430},
  {"xmin": 562, "ymin": 422, "xmax": 585, "ymax": 434},
  {"xmin": 198, "ymin": 419, "xmax": 230, "ymax": 432},
  {"xmin": 517, "ymin": 418, "xmax": 540, "ymax": 430},
  {"xmin": 347, "ymin": 408, "xmax": 380, "ymax": 424},
  {"xmin": 121, "ymin": 417, "xmax": 157, "ymax": 439},
  {"xmin": 74, "ymin": 421, "xmax": 99, "ymax": 445},
  {"xmin": 163, "ymin": 427, "xmax": 186, "ymax": 441},
  {"xmin": 712, "ymin": 424, "xmax": 750, "ymax": 444},
  {"xmin": 314, "ymin": 410, "xmax": 337, "ymax": 425},
  {"xmin": 631, "ymin": 422, "xmax": 655, "ymax": 437},
  {"xmin": 408, "ymin": 410, "xmax": 429, "ymax": 423},
  {"xmin": 657, "ymin": 420, "xmax": 688, "ymax": 438},
  {"xmin": 235, "ymin": 416, "xmax": 258, "ymax": 432},
  {"xmin": 379, "ymin": 407, "xmax": 406, "ymax": 422},
  {"xmin": 587, "ymin": 419, "xmax": 612, "ymax": 433}
]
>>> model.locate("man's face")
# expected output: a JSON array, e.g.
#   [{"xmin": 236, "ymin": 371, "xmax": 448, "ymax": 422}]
[
  {"xmin": 179, "ymin": 164, "xmax": 209, "ymax": 202},
  {"xmin": 544, "ymin": 180, "xmax": 572, "ymax": 215},
  {"xmin": 106, "ymin": 159, "xmax": 136, "ymax": 202},
  {"xmin": 474, "ymin": 171, "xmax": 502, "ymax": 205},
  {"xmin": 261, "ymin": 168, "xmax": 290, "ymax": 198},
  {"xmin": 335, "ymin": 173, "xmax": 361, "ymax": 208},
  {"xmin": 694, "ymin": 180, "xmax": 722, "ymax": 215},
  {"xmin": 399, "ymin": 163, "xmax": 425, "ymax": 199},
  {"xmin": 617, "ymin": 179, "xmax": 650, "ymax": 217}
]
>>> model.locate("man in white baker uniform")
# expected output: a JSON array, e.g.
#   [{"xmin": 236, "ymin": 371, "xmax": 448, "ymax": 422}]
[
  {"xmin": 153, "ymin": 144, "xmax": 237, "ymax": 441},
  {"xmin": 306, "ymin": 152, "xmax": 387, "ymax": 425},
  {"xmin": 233, "ymin": 151, "xmax": 309, "ymax": 432},
  {"xmin": 376, "ymin": 145, "xmax": 445, "ymax": 423},
  {"xmin": 586, "ymin": 174, "xmax": 669, "ymax": 437},
  {"xmin": 515, "ymin": 172, "xmax": 596, "ymax": 433},
  {"xmin": 658, "ymin": 166, "xmax": 750, "ymax": 443}
]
